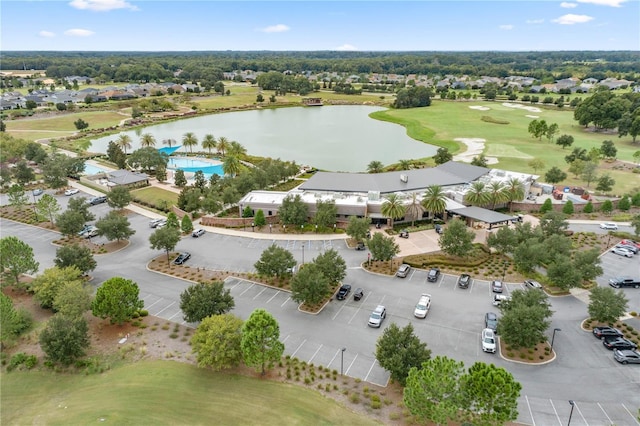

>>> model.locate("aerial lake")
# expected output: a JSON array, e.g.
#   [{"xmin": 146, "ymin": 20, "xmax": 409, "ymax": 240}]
[{"xmin": 89, "ymin": 105, "xmax": 437, "ymax": 172}]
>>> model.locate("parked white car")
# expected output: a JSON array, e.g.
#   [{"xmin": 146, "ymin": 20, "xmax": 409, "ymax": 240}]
[
  {"xmin": 368, "ymin": 305, "xmax": 386, "ymax": 328},
  {"xmin": 413, "ymin": 294, "xmax": 431, "ymax": 319},
  {"xmin": 64, "ymin": 188, "xmax": 79, "ymax": 196},
  {"xmin": 611, "ymin": 247, "xmax": 634, "ymax": 258},
  {"xmin": 600, "ymin": 222, "xmax": 618, "ymax": 230},
  {"xmin": 481, "ymin": 328, "xmax": 496, "ymax": 354}
]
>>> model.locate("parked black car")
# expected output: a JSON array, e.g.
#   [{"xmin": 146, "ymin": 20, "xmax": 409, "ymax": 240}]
[
  {"xmin": 484, "ymin": 312, "xmax": 498, "ymax": 332},
  {"xmin": 355, "ymin": 242, "xmax": 366, "ymax": 251},
  {"xmin": 353, "ymin": 288, "xmax": 364, "ymax": 301},
  {"xmin": 173, "ymin": 252, "xmax": 191, "ymax": 265},
  {"xmin": 593, "ymin": 326, "xmax": 623, "ymax": 340},
  {"xmin": 336, "ymin": 284, "xmax": 351, "ymax": 300},
  {"xmin": 603, "ymin": 337, "xmax": 637, "ymax": 351},
  {"xmin": 458, "ymin": 274, "xmax": 471, "ymax": 289},
  {"xmin": 434, "ymin": 224, "xmax": 443, "ymax": 234},
  {"xmin": 399, "ymin": 230, "xmax": 409, "ymax": 238},
  {"xmin": 427, "ymin": 268, "xmax": 440, "ymax": 282}
]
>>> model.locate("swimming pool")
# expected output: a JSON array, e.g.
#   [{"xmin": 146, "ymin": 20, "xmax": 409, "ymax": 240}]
[
  {"xmin": 167, "ymin": 157, "xmax": 224, "ymax": 177},
  {"xmin": 83, "ymin": 164, "xmax": 109, "ymax": 175}
]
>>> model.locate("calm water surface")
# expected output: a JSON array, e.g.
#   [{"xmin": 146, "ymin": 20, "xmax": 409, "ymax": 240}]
[{"xmin": 90, "ymin": 105, "xmax": 437, "ymax": 172}]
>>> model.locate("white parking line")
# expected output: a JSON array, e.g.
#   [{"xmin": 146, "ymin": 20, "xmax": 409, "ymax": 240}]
[
  {"xmin": 252, "ymin": 287, "xmax": 267, "ymax": 300},
  {"xmin": 266, "ymin": 291, "xmax": 280, "ymax": 303},
  {"xmin": 328, "ymin": 348, "xmax": 342, "ymax": 367},
  {"xmin": 621, "ymin": 403, "xmax": 640, "ymax": 425},
  {"xmin": 549, "ymin": 399, "xmax": 562, "ymax": 426},
  {"xmin": 332, "ymin": 300, "xmax": 349, "ymax": 320},
  {"xmin": 239, "ymin": 283, "xmax": 255, "ymax": 296},
  {"xmin": 364, "ymin": 359, "xmax": 378, "ymax": 382},
  {"xmin": 525, "ymin": 395, "xmax": 536, "ymax": 426},
  {"xmin": 574, "ymin": 402, "xmax": 588, "ymax": 426},
  {"xmin": 154, "ymin": 301, "xmax": 175, "ymax": 316},
  {"xmin": 308, "ymin": 344, "xmax": 323, "ymax": 363},
  {"xmin": 282, "ymin": 334, "xmax": 290, "ymax": 344},
  {"xmin": 168, "ymin": 311, "xmax": 182, "ymax": 321},
  {"xmin": 597, "ymin": 402, "xmax": 611, "ymax": 425},
  {"xmin": 281, "ymin": 296, "xmax": 291, "ymax": 307},
  {"xmin": 145, "ymin": 298, "xmax": 164, "ymax": 310},
  {"xmin": 291, "ymin": 339, "xmax": 307, "ymax": 358},
  {"xmin": 349, "ymin": 293, "xmax": 370, "ymax": 324},
  {"xmin": 345, "ymin": 353, "xmax": 358, "ymax": 375}
]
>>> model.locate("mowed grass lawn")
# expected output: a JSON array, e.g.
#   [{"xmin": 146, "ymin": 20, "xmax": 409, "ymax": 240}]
[
  {"xmin": 1, "ymin": 361, "xmax": 376, "ymax": 426},
  {"xmin": 131, "ymin": 186, "xmax": 178, "ymax": 208},
  {"xmin": 5, "ymin": 110, "xmax": 125, "ymax": 140},
  {"xmin": 375, "ymin": 100, "xmax": 640, "ymax": 194}
]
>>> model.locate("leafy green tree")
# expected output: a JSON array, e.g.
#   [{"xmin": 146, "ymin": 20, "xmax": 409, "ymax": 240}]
[
  {"xmin": 545, "ymin": 166, "xmax": 567, "ymax": 184},
  {"xmin": 290, "ymin": 263, "xmax": 330, "ymax": 306},
  {"xmin": 376, "ymin": 323, "xmax": 431, "ymax": 386},
  {"xmin": 381, "ymin": 193, "xmax": 406, "ymax": 228},
  {"xmin": 617, "ymin": 196, "xmax": 631, "ymax": 211},
  {"xmin": 404, "ymin": 356, "xmax": 465, "ymax": 425},
  {"xmin": 74, "ymin": 118, "xmax": 89, "ymax": 130},
  {"xmin": 486, "ymin": 181, "xmax": 508, "ymax": 210},
  {"xmin": 41, "ymin": 152, "xmax": 69, "ymax": 189},
  {"xmin": 149, "ymin": 226, "xmax": 181, "ymax": 265},
  {"xmin": 439, "ymin": 218, "xmax": 475, "ymax": 258},
  {"xmin": 539, "ymin": 211, "xmax": 568, "ymax": 237},
  {"xmin": 174, "ymin": 169, "xmax": 187, "ymax": 187},
  {"xmin": 193, "ymin": 170, "xmax": 207, "ymax": 191},
  {"xmin": 470, "ymin": 154, "xmax": 488, "ymax": 168},
  {"xmin": 461, "ymin": 362, "xmax": 521, "ymax": 425},
  {"xmin": 433, "ymin": 147, "xmax": 453, "ymax": 165},
  {"xmin": 583, "ymin": 200, "xmax": 594, "ymax": 213},
  {"xmin": 181, "ymin": 214, "xmax": 194, "ymax": 233},
  {"xmin": 155, "ymin": 166, "xmax": 167, "ymax": 182},
  {"xmin": 222, "ymin": 155, "xmax": 241, "ymax": 177},
  {"xmin": 182, "ymin": 132, "xmax": 199, "ymax": 153},
  {"xmin": 580, "ymin": 161, "xmax": 598, "ymax": 187},
  {"xmin": 464, "ymin": 182, "xmax": 489, "ymax": 207},
  {"xmin": 201, "ymin": 134, "xmax": 217, "ymax": 154},
  {"xmin": 528, "ymin": 119, "xmax": 548, "ymax": 140},
  {"xmin": 31, "ymin": 266, "xmax": 83, "ymax": 309},
  {"xmin": 600, "ymin": 140, "xmax": 617, "ymax": 159},
  {"xmin": 499, "ymin": 289, "xmax": 552, "ymax": 348},
  {"xmin": 35, "ymin": 194, "xmax": 60, "ymax": 225},
  {"xmin": 39, "ymin": 315, "xmax": 90, "ymax": 365},
  {"xmin": 600, "ymin": 199, "xmax": 613, "ymax": 214},
  {"xmin": 165, "ymin": 212, "xmax": 180, "ymax": 229},
  {"xmin": 13, "ymin": 160, "xmax": 35, "ymax": 184},
  {"xmin": 180, "ymin": 281, "xmax": 235, "ymax": 323},
  {"xmin": 547, "ymin": 255, "xmax": 583, "ymax": 290},
  {"xmin": 241, "ymin": 309, "xmax": 284, "ymax": 375},
  {"xmin": 573, "ymin": 248, "xmax": 603, "ymax": 283},
  {"xmin": 539, "ymin": 198, "xmax": 553, "ymax": 214},
  {"xmin": 562, "ymin": 200, "xmax": 574, "ymax": 215},
  {"xmin": 139, "ymin": 133, "xmax": 156, "ymax": 148},
  {"xmin": 254, "ymin": 244, "xmax": 296, "ymax": 278},
  {"xmin": 7, "ymin": 184, "xmax": 28, "ymax": 210},
  {"xmin": 399, "ymin": 193, "xmax": 424, "ymax": 228},
  {"xmin": 546, "ymin": 123, "xmax": 559, "ymax": 141},
  {"xmin": 422, "ymin": 185, "xmax": 447, "ymax": 219},
  {"xmin": 95, "ymin": 210, "xmax": 136, "ymax": 241},
  {"xmin": 596, "ymin": 174, "xmax": 615, "ymax": 193},
  {"xmin": 1, "ymin": 293, "xmax": 33, "ymax": 343},
  {"xmin": 314, "ymin": 199, "xmax": 337, "ymax": 229},
  {"xmin": 568, "ymin": 159, "xmax": 586, "ymax": 178},
  {"xmin": 191, "ymin": 313, "xmax": 244, "ymax": 370},
  {"xmin": 555, "ymin": 134, "xmax": 574, "ymax": 149},
  {"xmin": 487, "ymin": 226, "xmax": 517, "ymax": 254},
  {"xmin": 528, "ymin": 158, "xmax": 545, "ymax": 173},
  {"xmin": 367, "ymin": 160, "xmax": 384, "ymax": 173},
  {"xmin": 279, "ymin": 194, "xmax": 308, "ymax": 226},
  {"xmin": 242, "ymin": 206, "xmax": 253, "ymax": 218},
  {"xmin": 588, "ymin": 287, "xmax": 628, "ymax": 324},
  {"xmin": 91, "ymin": 277, "xmax": 144, "ymax": 325},
  {"xmin": 346, "ymin": 216, "xmax": 370, "ymax": 242},
  {"xmin": 68, "ymin": 197, "xmax": 95, "ymax": 223},
  {"xmin": 513, "ymin": 238, "xmax": 546, "ymax": 273},
  {"xmin": 313, "ymin": 248, "xmax": 346, "ymax": 285},
  {"xmin": 24, "ymin": 142, "xmax": 47, "ymax": 163},
  {"xmin": 254, "ymin": 209, "xmax": 266, "ymax": 227},
  {"xmin": 55, "ymin": 209, "xmax": 85, "ymax": 237},
  {"xmin": 54, "ymin": 243, "xmax": 97, "ymax": 275},
  {"xmin": 368, "ymin": 233, "xmax": 400, "ymax": 268},
  {"xmin": 53, "ymin": 281, "xmax": 93, "ymax": 318},
  {"xmin": 0, "ymin": 236, "xmax": 39, "ymax": 287},
  {"xmin": 107, "ymin": 186, "xmax": 132, "ymax": 210},
  {"xmin": 632, "ymin": 214, "xmax": 640, "ymax": 237},
  {"xmin": 504, "ymin": 177, "xmax": 525, "ymax": 212},
  {"xmin": 127, "ymin": 147, "xmax": 168, "ymax": 173},
  {"xmin": 564, "ymin": 147, "xmax": 589, "ymax": 164},
  {"xmin": 177, "ymin": 187, "xmax": 202, "ymax": 213}
]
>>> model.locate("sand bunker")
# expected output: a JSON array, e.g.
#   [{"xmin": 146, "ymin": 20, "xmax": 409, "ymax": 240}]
[
  {"xmin": 469, "ymin": 105, "xmax": 490, "ymax": 111},
  {"xmin": 525, "ymin": 115, "xmax": 539, "ymax": 119},
  {"xmin": 453, "ymin": 138, "xmax": 499, "ymax": 165},
  {"xmin": 502, "ymin": 102, "xmax": 541, "ymax": 113}
]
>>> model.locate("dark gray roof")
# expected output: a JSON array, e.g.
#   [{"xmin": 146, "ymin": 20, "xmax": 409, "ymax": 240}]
[
  {"xmin": 299, "ymin": 162, "xmax": 489, "ymax": 194},
  {"xmin": 107, "ymin": 169, "xmax": 149, "ymax": 185},
  {"xmin": 448, "ymin": 206, "xmax": 516, "ymax": 224}
]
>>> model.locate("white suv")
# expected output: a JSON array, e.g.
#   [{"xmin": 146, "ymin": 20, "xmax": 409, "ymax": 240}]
[
  {"xmin": 368, "ymin": 305, "xmax": 386, "ymax": 328},
  {"xmin": 414, "ymin": 294, "xmax": 431, "ymax": 319},
  {"xmin": 600, "ymin": 222, "xmax": 618, "ymax": 230},
  {"xmin": 481, "ymin": 328, "xmax": 496, "ymax": 353}
]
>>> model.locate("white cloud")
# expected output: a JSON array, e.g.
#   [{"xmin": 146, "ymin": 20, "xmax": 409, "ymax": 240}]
[
  {"xmin": 69, "ymin": 0, "xmax": 139, "ymax": 12},
  {"xmin": 526, "ymin": 19, "xmax": 545, "ymax": 24},
  {"xmin": 39, "ymin": 30, "xmax": 56, "ymax": 38},
  {"xmin": 258, "ymin": 24, "xmax": 290, "ymax": 33},
  {"xmin": 335, "ymin": 44, "xmax": 357, "ymax": 51},
  {"xmin": 560, "ymin": 2, "xmax": 578, "ymax": 8},
  {"xmin": 499, "ymin": 24, "xmax": 514, "ymax": 30},
  {"xmin": 577, "ymin": 0, "xmax": 626, "ymax": 6},
  {"xmin": 64, "ymin": 28, "xmax": 95, "ymax": 37},
  {"xmin": 552, "ymin": 14, "xmax": 594, "ymax": 24}
]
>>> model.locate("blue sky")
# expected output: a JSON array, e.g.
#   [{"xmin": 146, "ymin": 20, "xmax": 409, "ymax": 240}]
[{"xmin": 2, "ymin": 0, "xmax": 639, "ymax": 51}]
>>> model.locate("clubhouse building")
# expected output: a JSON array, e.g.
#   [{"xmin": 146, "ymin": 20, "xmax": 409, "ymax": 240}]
[{"xmin": 238, "ymin": 161, "xmax": 538, "ymax": 228}]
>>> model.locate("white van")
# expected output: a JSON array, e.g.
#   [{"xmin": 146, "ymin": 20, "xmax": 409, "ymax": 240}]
[{"xmin": 414, "ymin": 293, "xmax": 432, "ymax": 318}]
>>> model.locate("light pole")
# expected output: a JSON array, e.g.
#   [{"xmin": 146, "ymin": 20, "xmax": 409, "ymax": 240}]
[
  {"xmin": 567, "ymin": 400, "xmax": 575, "ymax": 426},
  {"xmin": 551, "ymin": 328, "xmax": 562, "ymax": 352},
  {"xmin": 315, "ymin": 224, "xmax": 318, "ymax": 233},
  {"xmin": 252, "ymin": 222, "xmax": 255, "ymax": 232},
  {"xmin": 341, "ymin": 347, "xmax": 346, "ymax": 376},
  {"xmin": 283, "ymin": 224, "xmax": 286, "ymax": 233},
  {"xmin": 269, "ymin": 224, "xmax": 272, "ymax": 233},
  {"xmin": 302, "ymin": 243, "xmax": 305, "ymax": 264},
  {"xmin": 333, "ymin": 224, "xmax": 336, "ymax": 233}
]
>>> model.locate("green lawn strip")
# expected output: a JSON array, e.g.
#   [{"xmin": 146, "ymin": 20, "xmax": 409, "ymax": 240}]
[
  {"xmin": 1, "ymin": 360, "xmax": 375, "ymax": 426},
  {"xmin": 131, "ymin": 186, "xmax": 179, "ymax": 209},
  {"xmin": 5, "ymin": 111, "xmax": 125, "ymax": 132}
]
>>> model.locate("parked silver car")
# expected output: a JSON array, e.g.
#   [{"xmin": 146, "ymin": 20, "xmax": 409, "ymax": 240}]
[{"xmin": 368, "ymin": 305, "xmax": 386, "ymax": 328}]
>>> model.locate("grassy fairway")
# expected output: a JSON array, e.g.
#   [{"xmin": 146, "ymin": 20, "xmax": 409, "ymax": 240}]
[
  {"xmin": 131, "ymin": 186, "xmax": 179, "ymax": 209},
  {"xmin": 5, "ymin": 110, "xmax": 125, "ymax": 141},
  {"xmin": 375, "ymin": 100, "xmax": 640, "ymax": 194},
  {"xmin": 1, "ymin": 361, "xmax": 377, "ymax": 425}
]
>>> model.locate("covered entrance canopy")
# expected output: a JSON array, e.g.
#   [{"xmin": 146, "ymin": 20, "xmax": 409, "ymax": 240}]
[{"xmin": 448, "ymin": 206, "xmax": 517, "ymax": 229}]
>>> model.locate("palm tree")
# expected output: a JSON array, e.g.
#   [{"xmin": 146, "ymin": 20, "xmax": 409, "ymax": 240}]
[
  {"xmin": 116, "ymin": 134, "xmax": 132, "ymax": 154},
  {"xmin": 381, "ymin": 193, "xmax": 406, "ymax": 229},
  {"xmin": 162, "ymin": 138, "xmax": 176, "ymax": 148},
  {"xmin": 222, "ymin": 155, "xmax": 241, "ymax": 177},
  {"xmin": 421, "ymin": 185, "xmax": 447, "ymax": 219},
  {"xmin": 405, "ymin": 193, "xmax": 425, "ymax": 227},
  {"xmin": 202, "ymin": 134, "xmax": 217, "ymax": 155},
  {"xmin": 504, "ymin": 177, "xmax": 525, "ymax": 212},
  {"xmin": 465, "ymin": 182, "xmax": 490, "ymax": 207},
  {"xmin": 486, "ymin": 181, "xmax": 508, "ymax": 210},
  {"xmin": 140, "ymin": 133, "xmax": 156, "ymax": 148},
  {"xmin": 398, "ymin": 159, "xmax": 412, "ymax": 171},
  {"xmin": 216, "ymin": 136, "xmax": 230, "ymax": 156},
  {"xmin": 228, "ymin": 141, "xmax": 246, "ymax": 158},
  {"xmin": 182, "ymin": 132, "xmax": 198, "ymax": 154},
  {"xmin": 367, "ymin": 160, "xmax": 384, "ymax": 174}
]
